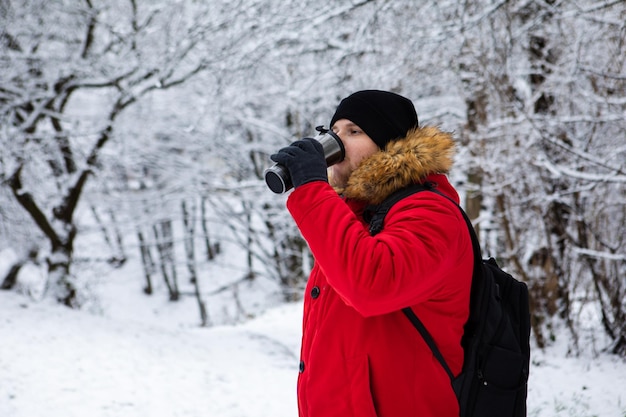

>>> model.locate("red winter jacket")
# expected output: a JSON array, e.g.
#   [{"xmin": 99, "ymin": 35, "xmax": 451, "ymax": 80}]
[{"xmin": 286, "ymin": 127, "xmax": 473, "ymax": 417}]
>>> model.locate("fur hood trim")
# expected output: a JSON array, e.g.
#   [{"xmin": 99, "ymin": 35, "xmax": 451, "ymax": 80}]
[{"xmin": 340, "ymin": 126, "xmax": 456, "ymax": 205}]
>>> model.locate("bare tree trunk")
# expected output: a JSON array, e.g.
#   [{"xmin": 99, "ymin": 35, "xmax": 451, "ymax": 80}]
[
  {"xmin": 90, "ymin": 205, "xmax": 127, "ymax": 267},
  {"xmin": 182, "ymin": 199, "xmax": 209, "ymax": 327},
  {"xmin": 8, "ymin": 166, "xmax": 79, "ymax": 306},
  {"xmin": 46, "ymin": 240, "xmax": 77, "ymax": 307},
  {"xmin": 262, "ymin": 215, "xmax": 308, "ymax": 302},
  {"xmin": 574, "ymin": 196, "xmax": 626, "ymax": 355},
  {"xmin": 1, "ymin": 263, "xmax": 23, "ymax": 290},
  {"xmin": 243, "ymin": 200, "xmax": 256, "ymax": 281},
  {"xmin": 137, "ymin": 228, "xmax": 155, "ymax": 295},
  {"xmin": 153, "ymin": 220, "xmax": 179, "ymax": 301},
  {"xmin": 465, "ymin": 167, "xmax": 483, "ymax": 239},
  {"xmin": 201, "ymin": 196, "xmax": 218, "ymax": 260},
  {"xmin": 459, "ymin": 53, "xmax": 488, "ymax": 242}
]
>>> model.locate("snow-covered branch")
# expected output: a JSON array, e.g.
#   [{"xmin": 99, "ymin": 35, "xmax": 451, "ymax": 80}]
[
  {"xmin": 536, "ymin": 158, "xmax": 626, "ymax": 183},
  {"xmin": 574, "ymin": 247, "xmax": 626, "ymax": 261}
]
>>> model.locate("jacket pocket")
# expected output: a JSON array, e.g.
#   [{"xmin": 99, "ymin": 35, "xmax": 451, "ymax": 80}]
[{"xmin": 345, "ymin": 355, "xmax": 378, "ymax": 417}]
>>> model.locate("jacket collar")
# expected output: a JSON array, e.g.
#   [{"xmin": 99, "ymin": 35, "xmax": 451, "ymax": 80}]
[{"xmin": 339, "ymin": 126, "xmax": 456, "ymax": 205}]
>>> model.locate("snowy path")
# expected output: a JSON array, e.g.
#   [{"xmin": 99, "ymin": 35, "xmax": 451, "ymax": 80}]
[
  {"xmin": 0, "ymin": 293, "xmax": 299, "ymax": 417},
  {"xmin": 2, "ymin": 291, "xmax": 626, "ymax": 417}
]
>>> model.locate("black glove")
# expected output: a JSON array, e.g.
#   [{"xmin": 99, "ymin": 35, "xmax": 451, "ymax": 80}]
[{"xmin": 270, "ymin": 138, "xmax": 328, "ymax": 189}]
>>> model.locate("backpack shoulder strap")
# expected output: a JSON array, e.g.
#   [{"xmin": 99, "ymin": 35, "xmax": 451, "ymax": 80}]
[
  {"xmin": 401, "ymin": 307, "xmax": 456, "ymax": 380},
  {"xmin": 366, "ymin": 182, "xmax": 484, "ymax": 382},
  {"xmin": 365, "ymin": 183, "xmax": 431, "ymax": 236}
]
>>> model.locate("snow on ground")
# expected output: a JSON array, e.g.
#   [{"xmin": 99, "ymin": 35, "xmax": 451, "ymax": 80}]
[
  {"xmin": 1, "ymin": 288, "xmax": 626, "ymax": 417},
  {"xmin": 0, "ymin": 290, "xmax": 299, "ymax": 417},
  {"xmin": 528, "ymin": 341, "xmax": 626, "ymax": 417}
]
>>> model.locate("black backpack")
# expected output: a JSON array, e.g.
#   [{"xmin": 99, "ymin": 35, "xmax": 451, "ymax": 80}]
[{"xmin": 366, "ymin": 183, "xmax": 531, "ymax": 417}]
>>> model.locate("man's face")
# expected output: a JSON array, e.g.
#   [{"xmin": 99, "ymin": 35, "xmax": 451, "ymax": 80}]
[{"xmin": 329, "ymin": 119, "xmax": 379, "ymax": 189}]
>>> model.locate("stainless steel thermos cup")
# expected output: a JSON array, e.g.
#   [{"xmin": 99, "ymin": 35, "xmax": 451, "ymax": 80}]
[{"xmin": 264, "ymin": 131, "xmax": 345, "ymax": 194}]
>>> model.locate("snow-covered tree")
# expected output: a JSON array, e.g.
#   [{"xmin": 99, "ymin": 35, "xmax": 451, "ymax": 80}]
[
  {"xmin": 0, "ymin": 0, "xmax": 218, "ymax": 306},
  {"xmin": 2, "ymin": 0, "xmax": 623, "ymax": 354},
  {"xmin": 451, "ymin": 0, "xmax": 626, "ymax": 355}
]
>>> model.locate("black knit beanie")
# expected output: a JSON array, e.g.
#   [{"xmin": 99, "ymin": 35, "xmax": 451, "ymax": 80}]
[{"xmin": 329, "ymin": 90, "xmax": 419, "ymax": 149}]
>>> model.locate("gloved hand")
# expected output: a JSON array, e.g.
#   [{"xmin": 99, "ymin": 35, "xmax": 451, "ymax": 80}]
[{"xmin": 270, "ymin": 137, "xmax": 328, "ymax": 189}]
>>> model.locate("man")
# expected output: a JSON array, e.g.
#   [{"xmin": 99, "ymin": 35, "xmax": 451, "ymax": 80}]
[{"xmin": 270, "ymin": 90, "xmax": 473, "ymax": 417}]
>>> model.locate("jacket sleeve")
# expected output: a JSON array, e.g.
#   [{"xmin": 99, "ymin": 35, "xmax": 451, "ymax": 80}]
[{"xmin": 286, "ymin": 181, "xmax": 471, "ymax": 317}]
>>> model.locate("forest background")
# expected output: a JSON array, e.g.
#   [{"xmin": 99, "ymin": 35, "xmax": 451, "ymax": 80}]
[{"xmin": 1, "ymin": 0, "xmax": 625, "ymax": 364}]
